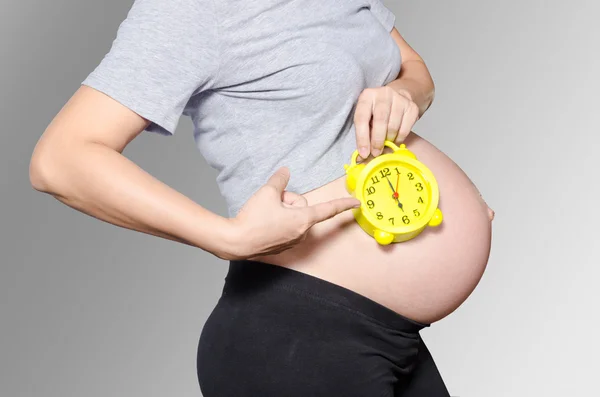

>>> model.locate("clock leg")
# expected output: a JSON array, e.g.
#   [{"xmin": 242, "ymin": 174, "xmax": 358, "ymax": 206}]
[
  {"xmin": 428, "ymin": 208, "xmax": 443, "ymax": 227},
  {"xmin": 373, "ymin": 229, "xmax": 394, "ymax": 245}
]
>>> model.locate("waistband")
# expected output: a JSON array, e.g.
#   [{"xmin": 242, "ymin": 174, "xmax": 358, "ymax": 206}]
[{"xmin": 224, "ymin": 259, "xmax": 430, "ymax": 333}]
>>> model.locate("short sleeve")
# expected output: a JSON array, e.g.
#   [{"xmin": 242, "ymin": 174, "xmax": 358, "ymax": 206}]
[
  {"xmin": 81, "ymin": 0, "xmax": 220, "ymax": 135},
  {"xmin": 369, "ymin": 0, "xmax": 396, "ymax": 32}
]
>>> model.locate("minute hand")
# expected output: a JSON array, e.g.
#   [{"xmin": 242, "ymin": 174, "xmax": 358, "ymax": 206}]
[{"xmin": 385, "ymin": 176, "xmax": 403, "ymax": 210}]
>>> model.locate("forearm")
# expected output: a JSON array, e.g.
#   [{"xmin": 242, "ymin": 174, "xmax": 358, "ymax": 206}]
[
  {"xmin": 386, "ymin": 59, "xmax": 435, "ymax": 118},
  {"xmin": 30, "ymin": 141, "xmax": 236, "ymax": 260}
]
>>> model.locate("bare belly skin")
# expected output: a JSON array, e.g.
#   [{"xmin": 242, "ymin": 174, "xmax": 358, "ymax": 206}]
[{"xmin": 252, "ymin": 131, "xmax": 494, "ymax": 325}]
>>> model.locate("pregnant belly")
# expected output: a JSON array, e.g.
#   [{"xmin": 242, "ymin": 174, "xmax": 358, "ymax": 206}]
[{"xmin": 252, "ymin": 132, "xmax": 494, "ymax": 324}]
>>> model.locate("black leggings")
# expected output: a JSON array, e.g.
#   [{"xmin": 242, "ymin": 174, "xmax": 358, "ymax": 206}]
[{"xmin": 197, "ymin": 259, "xmax": 451, "ymax": 397}]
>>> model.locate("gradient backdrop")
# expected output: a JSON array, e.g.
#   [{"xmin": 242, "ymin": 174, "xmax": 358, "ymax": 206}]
[{"xmin": 2, "ymin": 0, "xmax": 599, "ymax": 396}]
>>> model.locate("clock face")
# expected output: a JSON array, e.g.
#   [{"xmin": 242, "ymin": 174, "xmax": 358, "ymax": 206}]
[{"xmin": 360, "ymin": 160, "xmax": 431, "ymax": 230}]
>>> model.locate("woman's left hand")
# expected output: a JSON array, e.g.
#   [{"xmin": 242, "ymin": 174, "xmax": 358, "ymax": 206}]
[{"xmin": 353, "ymin": 86, "xmax": 419, "ymax": 160}]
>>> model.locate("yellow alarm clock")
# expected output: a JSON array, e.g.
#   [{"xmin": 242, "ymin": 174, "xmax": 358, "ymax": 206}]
[{"xmin": 344, "ymin": 140, "xmax": 443, "ymax": 245}]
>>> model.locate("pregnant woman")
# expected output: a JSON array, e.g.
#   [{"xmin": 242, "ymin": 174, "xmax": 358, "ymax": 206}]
[{"xmin": 29, "ymin": 0, "xmax": 494, "ymax": 396}]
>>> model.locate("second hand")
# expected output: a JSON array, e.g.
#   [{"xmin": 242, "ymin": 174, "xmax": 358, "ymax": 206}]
[{"xmin": 386, "ymin": 175, "xmax": 403, "ymax": 211}]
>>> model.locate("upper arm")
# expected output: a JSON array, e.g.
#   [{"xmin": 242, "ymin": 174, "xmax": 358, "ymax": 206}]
[
  {"xmin": 390, "ymin": 27, "xmax": 425, "ymax": 64},
  {"xmin": 29, "ymin": 84, "xmax": 150, "ymax": 191},
  {"xmin": 39, "ymin": 85, "xmax": 150, "ymax": 155},
  {"xmin": 35, "ymin": 0, "xmax": 220, "ymax": 154},
  {"xmin": 31, "ymin": 0, "xmax": 220, "ymax": 190},
  {"xmin": 29, "ymin": 84, "xmax": 151, "ymax": 192},
  {"xmin": 367, "ymin": 0, "xmax": 425, "ymax": 64}
]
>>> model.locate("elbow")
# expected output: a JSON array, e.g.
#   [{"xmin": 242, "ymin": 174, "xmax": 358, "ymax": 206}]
[
  {"xmin": 424, "ymin": 76, "xmax": 435, "ymax": 113},
  {"xmin": 428, "ymin": 82, "xmax": 435, "ymax": 108},
  {"xmin": 29, "ymin": 145, "xmax": 56, "ymax": 193},
  {"xmin": 29, "ymin": 136, "xmax": 69, "ymax": 195}
]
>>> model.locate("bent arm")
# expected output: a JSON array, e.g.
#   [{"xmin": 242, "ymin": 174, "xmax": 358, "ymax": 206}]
[
  {"xmin": 29, "ymin": 85, "xmax": 237, "ymax": 260},
  {"xmin": 386, "ymin": 27, "xmax": 435, "ymax": 117}
]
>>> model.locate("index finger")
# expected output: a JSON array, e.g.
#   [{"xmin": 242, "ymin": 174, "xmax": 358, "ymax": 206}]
[
  {"xmin": 303, "ymin": 197, "xmax": 361, "ymax": 227},
  {"xmin": 354, "ymin": 94, "xmax": 373, "ymax": 159}
]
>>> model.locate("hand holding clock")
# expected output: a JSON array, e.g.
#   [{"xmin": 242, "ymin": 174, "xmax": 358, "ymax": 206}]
[{"xmin": 354, "ymin": 86, "xmax": 420, "ymax": 160}]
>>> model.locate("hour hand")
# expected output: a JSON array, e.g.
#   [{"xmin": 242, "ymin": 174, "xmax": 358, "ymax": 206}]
[
  {"xmin": 385, "ymin": 176, "xmax": 403, "ymax": 210},
  {"xmin": 395, "ymin": 198, "xmax": 403, "ymax": 210}
]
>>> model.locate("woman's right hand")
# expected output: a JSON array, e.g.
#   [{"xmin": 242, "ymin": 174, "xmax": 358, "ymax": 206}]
[{"xmin": 226, "ymin": 166, "xmax": 361, "ymax": 260}]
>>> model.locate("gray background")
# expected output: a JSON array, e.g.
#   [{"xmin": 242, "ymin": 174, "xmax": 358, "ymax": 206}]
[{"xmin": 2, "ymin": 0, "xmax": 599, "ymax": 396}]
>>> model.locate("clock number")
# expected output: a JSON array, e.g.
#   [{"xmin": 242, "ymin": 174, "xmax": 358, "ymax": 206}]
[
  {"xmin": 417, "ymin": 196, "xmax": 424, "ymax": 204},
  {"xmin": 394, "ymin": 167, "xmax": 401, "ymax": 175},
  {"xmin": 407, "ymin": 172, "xmax": 414, "ymax": 181},
  {"xmin": 379, "ymin": 168, "xmax": 391, "ymax": 178},
  {"xmin": 367, "ymin": 200, "xmax": 375, "ymax": 209},
  {"xmin": 413, "ymin": 209, "xmax": 420, "ymax": 217},
  {"xmin": 402, "ymin": 215, "xmax": 410, "ymax": 224},
  {"xmin": 371, "ymin": 175, "xmax": 380, "ymax": 184},
  {"xmin": 366, "ymin": 186, "xmax": 376, "ymax": 195},
  {"xmin": 415, "ymin": 182, "xmax": 423, "ymax": 191},
  {"xmin": 376, "ymin": 212, "xmax": 383, "ymax": 220},
  {"xmin": 388, "ymin": 217, "xmax": 394, "ymax": 225}
]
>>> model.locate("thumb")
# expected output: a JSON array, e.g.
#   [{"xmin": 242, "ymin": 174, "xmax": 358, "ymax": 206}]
[
  {"xmin": 303, "ymin": 197, "xmax": 361, "ymax": 227},
  {"xmin": 265, "ymin": 166, "xmax": 290, "ymax": 194}
]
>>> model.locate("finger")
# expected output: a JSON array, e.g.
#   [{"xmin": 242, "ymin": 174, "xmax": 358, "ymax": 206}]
[
  {"xmin": 386, "ymin": 96, "xmax": 404, "ymax": 141},
  {"xmin": 396, "ymin": 102, "xmax": 419, "ymax": 144},
  {"xmin": 354, "ymin": 91, "xmax": 373, "ymax": 159},
  {"xmin": 282, "ymin": 191, "xmax": 308, "ymax": 207},
  {"xmin": 304, "ymin": 197, "xmax": 361, "ymax": 227},
  {"xmin": 265, "ymin": 166, "xmax": 290, "ymax": 194},
  {"xmin": 371, "ymin": 97, "xmax": 391, "ymax": 157}
]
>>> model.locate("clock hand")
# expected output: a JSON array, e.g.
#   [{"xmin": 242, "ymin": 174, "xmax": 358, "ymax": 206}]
[
  {"xmin": 385, "ymin": 176, "xmax": 403, "ymax": 211},
  {"xmin": 385, "ymin": 176, "xmax": 395, "ymax": 193},
  {"xmin": 395, "ymin": 197, "xmax": 403, "ymax": 211},
  {"xmin": 394, "ymin": 173, "xmax": 403, "ymax": 210}
]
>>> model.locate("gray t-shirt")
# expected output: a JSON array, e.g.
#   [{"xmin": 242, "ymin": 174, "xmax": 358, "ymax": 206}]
[{"xmin": 82, "ymin": 0, "xmax": 401, "ymax": 217}]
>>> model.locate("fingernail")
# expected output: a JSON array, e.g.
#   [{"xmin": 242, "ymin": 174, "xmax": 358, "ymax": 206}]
[
  {"xmin": 359, "ymin": 146, "xmax": 369, "ymax": 158},
  {"xmin": 372, "ymin": 148, "xmax": 381, "ymax": 156}
]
